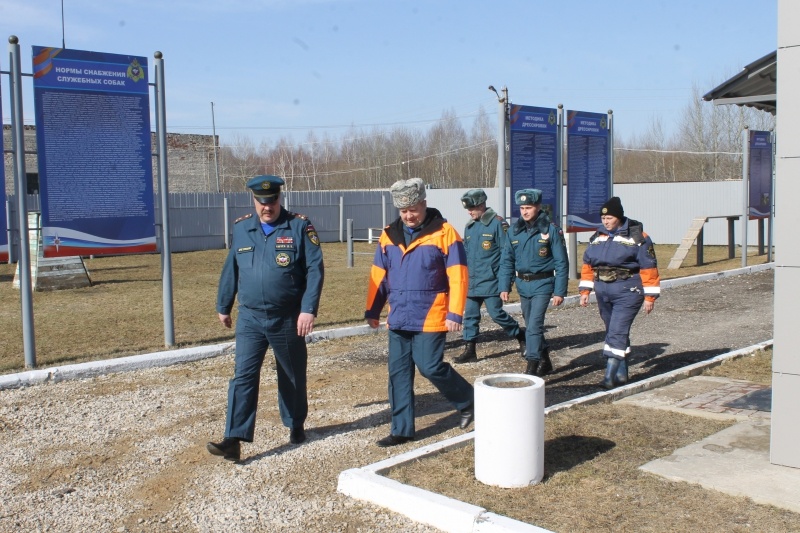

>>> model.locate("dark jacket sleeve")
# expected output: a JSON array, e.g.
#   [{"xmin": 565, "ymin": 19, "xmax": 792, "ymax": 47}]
[
  {"xmin": 300, "ymin": 219, "xmax": 325, "ymax": 315},
  {"xmin": 550, "ymin": 224, "xmax": 570, "ymax": 297},
  {"xmin": 216, "ymin": 247, "xmax": 238, "ymax": 314}
]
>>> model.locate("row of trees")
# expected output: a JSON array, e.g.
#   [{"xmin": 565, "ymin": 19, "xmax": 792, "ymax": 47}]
[
  {"xmin": 615, "ymin": 84, "xmax": 775, "ymax": 182},
  {"xmin": 216, "ymin": 87, "xmax": 775, "ymax": 193}
]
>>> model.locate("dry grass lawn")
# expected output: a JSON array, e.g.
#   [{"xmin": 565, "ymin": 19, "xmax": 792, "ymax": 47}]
[
  {"xmin": 0, "ymin": 243, "xmax": 770, "ymax": 373},
  {"xmin": 389, "ymin": 350, "xmax": 799, "ymax": 532}
]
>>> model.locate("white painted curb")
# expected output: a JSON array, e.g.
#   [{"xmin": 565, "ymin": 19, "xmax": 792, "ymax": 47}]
[
  {"xmin": 0, "ymin": 342, "xmax": 234, "ymax": 390},
  {"xmin": 336, "ymin": 339, "xmax": 773, "ymax": 533}
]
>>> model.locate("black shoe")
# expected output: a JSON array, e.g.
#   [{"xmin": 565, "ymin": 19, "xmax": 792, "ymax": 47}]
[
  {"xmin": 459, "ymin": 407, "xmax": 474, "ymax": 430},
  {"xmin": 289, "ymin": 427, "xmax": 306, "ymax": 445},
  {"xmin": 454, "ymin": 341, "xmax": 478, "ymax": 364},
  {"xmin": 376, "ymin": 434, "xmax": 414, "ymax": 447},
  {"xmin": 524, "ymin": 359, "xmax": 538, "ymax": 375},
  {"xmin": 515, "ymin": 331, "xmax": 527, "ymax": 359},
  {"xmin": 206, "ymin": 437, "xmax": 241, "ymax": 462},
  {"xmin": 535, "ymin": 350, "xmax": 553, "ymax": 377}
]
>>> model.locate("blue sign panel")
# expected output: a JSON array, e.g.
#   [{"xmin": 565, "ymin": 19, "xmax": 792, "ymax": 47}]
[
  {"xmin": 32, "ymin": 46, "xmax": 156, "ymax": 257},
  {"xmin": 509, "ymin": 105, "xmax": 560, "ymax": 221},
  {"xmin": 748, "ymin": 130, "xmax": 772, "ymax": 219},
  {"xmin": 565, "ymin": 110, "xmax": 610, "ymax": 232},
  {"xmin": 0, "ymin": 74, "xmax": 7, "ymax": 263}
]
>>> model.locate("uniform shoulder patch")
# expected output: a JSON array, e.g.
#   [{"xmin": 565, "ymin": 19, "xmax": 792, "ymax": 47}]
[
  {"xmin": 291, "ymin": 211, "xmax": 309, "ymax": 220},
  {"xmin": 496, "ymin": 215, "xmax": 510, "ymax": 232},
  {"xmin": 307, "ymin": 226, "xmax": 320, "ymax": 246},
  {"xmin": 234, "ymin": 213, "xmax": 253, "ymax": 224}
]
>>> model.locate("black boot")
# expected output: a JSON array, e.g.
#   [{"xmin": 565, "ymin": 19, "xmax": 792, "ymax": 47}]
[
  {"xmin": 515, "ymin": 331, "xmax": 527, "ymax": 359},
  {"xmin": 524, "ymin": 359, "xmax": 538, "ymax": 375},
  {"xmin": 601, "ymin": 357, "xmax": 621, "ymax": 390},
  {"xmin": 535, "ymin": 348, "xmax": 553, "ymax": 377},
  {"xmin": 206, "ymin": 437, "xmax": 241, "ymax": 462},
  {"xmin": 616, "ymin": 358, "xmax": 629, "ymax": 385},
  {"xmin": 454, "ymin": 341, "xmax": 478, "ymax": 364}
]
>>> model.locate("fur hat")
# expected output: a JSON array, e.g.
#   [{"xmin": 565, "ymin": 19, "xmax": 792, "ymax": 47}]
[
  {"xmin": 461, "ymin": 189, "xmax": 487, "ymax": 209},
  {"xmin": 390, "ymin": 178, "xmax": 427, "ymax": 209},
  {"xmin": 514, "ymin": 189, "xmax": 542, "ymax": 206},
  {"xmin": 600, "ymin": 196, "xmax": 624, "ymax": 219}
]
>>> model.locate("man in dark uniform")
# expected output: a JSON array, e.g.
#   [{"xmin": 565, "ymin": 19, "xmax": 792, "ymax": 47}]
[
  {"xmin": 499, "ymin": 189, "xmax": 569, "ymax": 377},
  {"xmin": 454, "ymin": 188, "xmax": 526, "ymax": 364},
  {"xmin": 207, "ymin": 175, "xmax": 324, "ymax": 462}
]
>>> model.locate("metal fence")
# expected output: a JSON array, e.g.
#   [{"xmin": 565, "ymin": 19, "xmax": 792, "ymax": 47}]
[
  {"xmin": 5, "ymin": 180, "xmax": 769, "ymax": 258},
  {"xmin": 6, "ymin": 190, "xmax": 395, "ymax": 255}
]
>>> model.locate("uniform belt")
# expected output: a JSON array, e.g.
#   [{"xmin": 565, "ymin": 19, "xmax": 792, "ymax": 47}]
[
  {"xmin": 516, "ymin": 271, "xmax": 554, "ymax": 281},
  {"xmin": 593, "ymin": 267, "xmax": 639, "ymax": 282}
]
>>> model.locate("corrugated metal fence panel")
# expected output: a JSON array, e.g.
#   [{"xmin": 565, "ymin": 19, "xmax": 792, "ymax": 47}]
[
  {"xmin": 6, "ymin": 183, "xmax": 768, "ymax": 256},
  {"xmin": 431, "ymin": 183, "xmax": 759, "ymax": 246},
  {"xmin": 614, "ymin": 181, "xmax": 759, "ymax": 246}
]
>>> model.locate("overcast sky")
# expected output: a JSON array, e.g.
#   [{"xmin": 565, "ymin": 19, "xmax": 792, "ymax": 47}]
[{"xmin": 0, "ymin": 0, "xmax": 778, "ymax": 148}]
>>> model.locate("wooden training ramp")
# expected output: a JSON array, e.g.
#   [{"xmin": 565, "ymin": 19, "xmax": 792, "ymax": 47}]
[
  {"xmin": 668, "ymin": 215, "xmax": 741, "ymax": 270},
  {"xmin": 667, "ymin": 217, "xmax": 707, "ymax": 269}
]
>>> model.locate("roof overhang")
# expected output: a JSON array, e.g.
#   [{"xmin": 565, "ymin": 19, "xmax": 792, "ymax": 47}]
[{"xmin": 703, "ymin": 51, "xmax": 776, "ymax": 115}]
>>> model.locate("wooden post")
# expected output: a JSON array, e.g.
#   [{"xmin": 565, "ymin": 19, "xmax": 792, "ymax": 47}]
[
  {"xmin": 696, "ymin": 226, "xmax": 704, "ymax": 266},
  {"xmin": 727, "ymin": 217, "xmax": 737, "ymax": 259}
]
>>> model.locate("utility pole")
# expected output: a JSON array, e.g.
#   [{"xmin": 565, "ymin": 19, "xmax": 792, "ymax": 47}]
[{"xmin": 211, "ymin": 102, "xmax": 221, "ymax": 193}]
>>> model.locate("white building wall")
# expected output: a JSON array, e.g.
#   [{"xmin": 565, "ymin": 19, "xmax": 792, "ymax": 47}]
[
  {"xmin": 428, "ymin": 181, "xmax": 764, "ymax": 246},
  {"xmin": 772, "ymin": 0, "xmax": 800, "ymax": 469}
]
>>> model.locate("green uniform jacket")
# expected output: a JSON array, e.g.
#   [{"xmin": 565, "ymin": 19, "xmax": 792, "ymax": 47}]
[
  {"xmin": 463, "ymin": 207, "xmax": 509, "ymax": 297},
  {"xmin": 498, "ymin": 212, "xmax": 569, "ymax": 298},
  {"xmin": 217, "ymin": 208, "xmax": 324, "ymax": 316}
]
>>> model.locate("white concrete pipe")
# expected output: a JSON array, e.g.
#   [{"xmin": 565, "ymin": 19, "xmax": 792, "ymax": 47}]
[{"xmin": 474, "ymin": 373, "xmax": 545, "ymax": 488}]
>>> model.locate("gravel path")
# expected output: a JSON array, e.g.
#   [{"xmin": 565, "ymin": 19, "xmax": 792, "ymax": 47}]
[{"xmin": 0, "ymin": 269, "xmax": 774, "ymax": 532}]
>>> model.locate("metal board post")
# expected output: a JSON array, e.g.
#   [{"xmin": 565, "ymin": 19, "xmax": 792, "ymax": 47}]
[{"xmin": 9, "ymin": 35, "xmax": 35, "ymax": 367}]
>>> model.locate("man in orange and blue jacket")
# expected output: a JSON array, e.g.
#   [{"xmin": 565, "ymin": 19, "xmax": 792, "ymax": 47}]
[{"xmin": 365, "ymin": 178, "xmax": 475, "ymax": 447}]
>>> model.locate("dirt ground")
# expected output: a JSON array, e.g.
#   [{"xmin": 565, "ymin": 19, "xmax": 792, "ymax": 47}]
[{"xmin": 0, "ymin": 269, "xmax": 781, "ymax": 532}]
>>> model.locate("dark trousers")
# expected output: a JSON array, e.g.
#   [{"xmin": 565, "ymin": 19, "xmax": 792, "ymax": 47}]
[
  {"xmin": 519, "ymin": 294, "xmax": 552, "ymax": 361},
  {"xmin": 387, "ymin": 330, "xmax": 474, "ymax": 437},
  {"xmin": 225, "ymin": 307, "xmax": 308, "ymax": 442},
  {"xmin": 462, "ymin": 295, "xmax": 521, "ymax": 341},
  {"xmin": 594, "ymin": 277, "xmax": 645, "ymax": 360}
]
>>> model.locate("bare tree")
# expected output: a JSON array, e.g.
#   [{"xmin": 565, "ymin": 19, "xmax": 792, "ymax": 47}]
[
  {"xmin": 469, "ymin": 106, "xmax": 496, "ymax": 188},
  {"xmin": 221, "ymin": 133, "xmax": 262, "ymax": 191}
]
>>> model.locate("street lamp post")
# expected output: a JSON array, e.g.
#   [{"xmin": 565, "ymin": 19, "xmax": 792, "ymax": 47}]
[{"xmin": 488, "ymin": 85, "xmax": 508, "ymax": 219}]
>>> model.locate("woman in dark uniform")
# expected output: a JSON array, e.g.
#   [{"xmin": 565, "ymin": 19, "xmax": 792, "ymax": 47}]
[{"xmin": 578, "ymin": 197, "xmax": 660, "ymax": 389}]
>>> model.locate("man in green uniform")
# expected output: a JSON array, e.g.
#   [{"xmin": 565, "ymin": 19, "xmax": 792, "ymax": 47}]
[
  {"xmin": 455, "ymin": 188, "xmax": 526, "ymax": 364},
  {"xmin": 499, "ymin": 189, "xmax": 569, "ymax": 377}
]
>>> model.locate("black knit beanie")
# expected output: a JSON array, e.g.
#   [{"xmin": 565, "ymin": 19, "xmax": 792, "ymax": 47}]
[{"xmin": 600, "ymin": 197, "xmax": 624, "ymax": 219}]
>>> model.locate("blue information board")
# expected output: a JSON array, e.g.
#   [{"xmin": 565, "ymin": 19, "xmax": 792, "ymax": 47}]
[
  {"xmin": 565, "ymin": 110, "xmax": 610, "ymax": 232},
  {"xmin": 0, "ymin": 74, "xmax": 7, "ymax": 263},
  {"xmin": 748, "ymin": 130, "xmax": 772, "ymax": 219},
  {"xmin": 32, "ymin": 46, "xmax": 156, "ymax": 257},
  {"xmin": 509, "ymin": 105, "xmax": 560, "ymax": 221}
]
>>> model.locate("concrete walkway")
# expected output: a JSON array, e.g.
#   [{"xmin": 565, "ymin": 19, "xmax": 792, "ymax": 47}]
[{"xmin": 621, "ymin": 376, "xmax": 800, "ymax": 514}]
